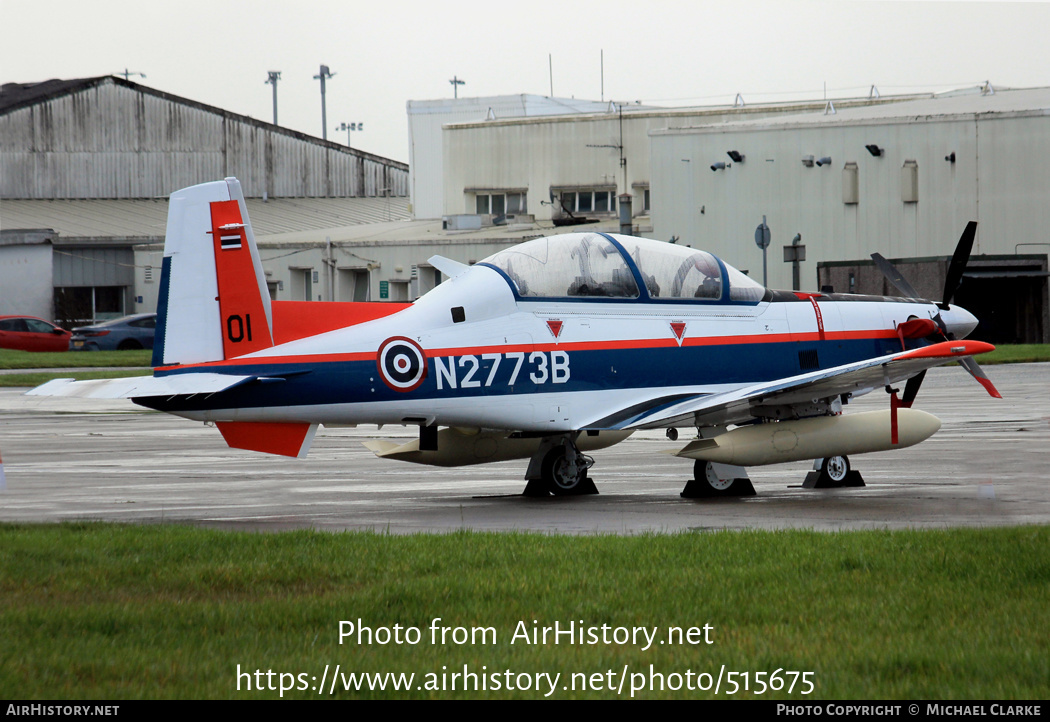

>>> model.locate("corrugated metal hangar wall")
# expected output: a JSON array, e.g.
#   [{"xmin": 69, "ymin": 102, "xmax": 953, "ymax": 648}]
[{"xmin": 0, "ymin": 76, "xmax": 408, "ymax": 199}]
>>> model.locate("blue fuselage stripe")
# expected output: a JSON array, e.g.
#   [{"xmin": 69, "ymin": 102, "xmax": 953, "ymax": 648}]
[{"xmin": 141, "ymin": 336, "xmax": 903, "ymax": 413}]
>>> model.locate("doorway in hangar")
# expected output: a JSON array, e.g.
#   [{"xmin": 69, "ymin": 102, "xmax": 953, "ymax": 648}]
[{"xmin": 954, "ymin": 260, "xmax": 1048, "ymax": 345}]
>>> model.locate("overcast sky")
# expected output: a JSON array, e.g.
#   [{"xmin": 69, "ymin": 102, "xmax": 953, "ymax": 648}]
[{"xmin": 3, "ymin": 0, "xmax": 1048, "ymax": 164}]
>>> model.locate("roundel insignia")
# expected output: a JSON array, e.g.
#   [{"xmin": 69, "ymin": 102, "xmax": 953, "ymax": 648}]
[{"xmin": 376, "ymin": 337, "xmax": 428, "ymax": 392}]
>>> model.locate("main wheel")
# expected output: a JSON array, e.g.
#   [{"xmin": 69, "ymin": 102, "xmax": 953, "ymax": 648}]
[
  {"xmin": 542, "ymin": 447, "xmax": 587, "ymax": 496},
  {"xmin": 819, "ymin": 455, "xmax": 851, "ymax": 484},
  {"xmin": 117, "ymin": 339, "xmax": 143, "ymax": 350},
  {"xmin": 694, "ymin": 460, "xmax": 735, "ymax": 492},
  {"xmin": 686, "ymin": 460, "xmax": 756, "ymax": 498}
]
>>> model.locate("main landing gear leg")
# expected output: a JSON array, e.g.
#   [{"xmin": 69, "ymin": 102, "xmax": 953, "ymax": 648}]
[
  {"xmin": 681, "ymin": 461, "xmax": 756, "ymax": 498},
  {"xmin": 522, "ymin": 434, "xmax": 598, "ymax": 497}
]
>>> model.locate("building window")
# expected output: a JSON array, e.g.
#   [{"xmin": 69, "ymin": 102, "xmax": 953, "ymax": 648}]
[
  {"xmin": 474, "ymin": 191, "xmax": 527, "ymax": 216},
  {"xmin": 53, "ymin": 286, "xmax": 126, "ymax": 327},
  {"xmin": 555, "ymin": 189, "xmax": 617, "ymax": 215}
]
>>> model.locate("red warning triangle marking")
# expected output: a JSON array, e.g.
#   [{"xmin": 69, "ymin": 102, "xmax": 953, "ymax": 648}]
[
  {"xmin": 547, "ymin": 320, "xmax": 563, "ymax": 338},
  {"xmin": 670, "ymin": 321, "xmax": 686, "ymax": 346}
]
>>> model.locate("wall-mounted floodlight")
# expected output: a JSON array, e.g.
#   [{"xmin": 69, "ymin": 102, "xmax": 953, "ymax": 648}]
[
  {"xmin": 802, "ymin": 155, "xmax": 815, "ymax": 168},
  {"xmin": 711, "ymin": 161, "xmax": 727, "ymax": 171},
  {"xmin": 945, "ymin": 151, "xmax": 956, "ymax": 163},
  {"xmin": 727, "ymin": 150, "xmax": 745, "ymax": 163},
  {"xmin": 865, "ymin": 144, "xmax": 883, "ymax": 157},
  {"xmin": 815, "ymin": 157, "xmax": 833, "ymax": 167}
]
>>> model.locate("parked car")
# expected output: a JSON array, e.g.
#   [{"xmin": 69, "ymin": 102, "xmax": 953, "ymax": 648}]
[
  {"xmin": 70, "ymin": 313, "xmax": 156, "ymax": 351},
  {"xmin": 0, "ymin": 315, "xmax": 73, "ymax": 352}
]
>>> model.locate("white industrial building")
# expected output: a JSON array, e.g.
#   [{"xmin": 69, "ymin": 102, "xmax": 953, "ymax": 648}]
[
  {"xmin": 407, "ymin": 94, "xmax": 620, "ymax": 219},
  {"xmin": 433, "ymin": 85, "xmax": 1048, "ymax": 342},
  {"xmin": 648, "ymin": 85, "xmax": 1050, "ymax": 343}
]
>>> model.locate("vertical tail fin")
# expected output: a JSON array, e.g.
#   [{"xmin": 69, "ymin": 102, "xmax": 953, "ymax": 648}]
[{"xmin": 153, "ymin": 178, "xmax": 273, "ymax": 367}]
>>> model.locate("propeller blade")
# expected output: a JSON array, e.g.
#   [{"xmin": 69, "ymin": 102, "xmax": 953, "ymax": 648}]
[
  {"xmin": 959, "ymin": 355, "xmax": 1003, "ymax": 398},
  {"xmin": 871, "ymin": 252, "xmax": 921, "ymax": 299},
  {"xmin": 943, "ymin": 221, "xmax": 977, "ymax": 306}
]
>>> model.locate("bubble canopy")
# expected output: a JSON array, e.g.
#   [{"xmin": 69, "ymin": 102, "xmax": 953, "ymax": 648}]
[{"xmin": 480, "ymin": 232, "xmax": 767, "ymax": 303}]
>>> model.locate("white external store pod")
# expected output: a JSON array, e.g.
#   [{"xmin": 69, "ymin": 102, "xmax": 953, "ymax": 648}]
[{"xmin": 675, "ymin": 409, "xmax": 941, "ymax": 467}]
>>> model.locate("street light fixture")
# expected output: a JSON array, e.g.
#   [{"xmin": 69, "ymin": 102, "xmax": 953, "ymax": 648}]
[
  {"xmin": 314, "ymin": 64, "xmax": 336, "ymax": 140},
  {"xmin": 336, "ymin": 122, "xmax": 363, "ymax": 148}
]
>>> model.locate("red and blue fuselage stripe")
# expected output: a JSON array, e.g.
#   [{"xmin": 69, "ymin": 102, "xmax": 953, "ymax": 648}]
[{"xmin": 139, "ymin": 331, "xmax": 906, "ymax": 414}]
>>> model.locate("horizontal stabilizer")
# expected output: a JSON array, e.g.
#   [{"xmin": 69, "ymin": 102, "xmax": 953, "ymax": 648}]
[
  {"xmin": 26, "ymin": 373, "xmax": 254, "ymax": 399},
  {"xmin": 216, "ymin": 421, "xmax": 318, "ymax": 458}
]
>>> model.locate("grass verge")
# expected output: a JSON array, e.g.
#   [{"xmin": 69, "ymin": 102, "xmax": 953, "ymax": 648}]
[
  {"xmin": 1, "ymin": 523, "xmax": 1047, "ymax": 699},
  {"xmin": 0, "ymin": 349, "xmax": 153, "ymax": 369},
  {"xmin": 0, "ymin": 370, "xmax": 151, "ymax": 388},
  {"xmin": 976, "ymin": 344, "xmax": 1050, "ymax": 365}
]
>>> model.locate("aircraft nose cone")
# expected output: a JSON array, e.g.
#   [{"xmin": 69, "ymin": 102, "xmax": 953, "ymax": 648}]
[{"xmin": 942, "ymin": 305, "xmax": 979, "ymax": 338}]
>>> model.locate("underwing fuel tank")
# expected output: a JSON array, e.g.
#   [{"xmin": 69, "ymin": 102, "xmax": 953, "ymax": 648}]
[
  {"xmin": 363, "ymin": 428, "xmax": 632, "ymax": 467},
  {"xmin": 675, "ymin": 409, "xmax": 941, "ymax": 466}
]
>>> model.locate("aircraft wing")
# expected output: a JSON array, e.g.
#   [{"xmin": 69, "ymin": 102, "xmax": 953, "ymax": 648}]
[
  {"xmin": 26, "ymin": 373, "xmax": 256, "ymax": 400},
  {"xmin": 588, "ymin": 340, "xmax": 996, "ymax": 431}
]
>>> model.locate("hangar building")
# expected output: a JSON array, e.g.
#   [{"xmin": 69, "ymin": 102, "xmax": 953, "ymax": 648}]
[
  {"xmin": 0, "ymin": 76, "xmax": 408, "ymax": 325},
  {"xmin": 648, "ymin": 85, "xmax": 1049, "ymax": 343},
  {"xmin": 435, "ymin": 85, "xmax": 1048, "ymax": 343}
]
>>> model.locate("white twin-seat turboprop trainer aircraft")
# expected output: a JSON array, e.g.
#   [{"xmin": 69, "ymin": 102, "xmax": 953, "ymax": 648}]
[{"xmin": 30, "ymin": 178, "xmax": 1001, "ymax": 498}]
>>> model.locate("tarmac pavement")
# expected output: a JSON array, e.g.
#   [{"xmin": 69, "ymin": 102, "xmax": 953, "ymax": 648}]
[{"xmin": 1, "ymin": 363, "xmax": 1047, "ymax": 534}]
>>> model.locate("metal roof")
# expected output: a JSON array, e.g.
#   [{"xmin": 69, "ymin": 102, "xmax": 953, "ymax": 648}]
[
  {"xmin": 407, "ymin": 94, "xmax": 648, "ymax": 120},
  {"xmin": 651, "ymin": 86, "xmax": 1050, "ymax": 135},
  {"xmin": 0, "ymin": 76, "xmax": 408, "ymax": 172},
  {"xmin": 0, "ymin": 197, "xmax": 410, "ymax": 239}
]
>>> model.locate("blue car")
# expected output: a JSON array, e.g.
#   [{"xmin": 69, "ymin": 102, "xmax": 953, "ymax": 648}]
[{"xmin": 70, "ymin": 313, "xmax": 156, "ymax": 351}]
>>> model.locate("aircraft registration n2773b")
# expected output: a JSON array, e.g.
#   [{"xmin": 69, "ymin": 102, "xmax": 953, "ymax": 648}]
[{"xmin": 30, "ymin": 178, "xmax": 1001, "ymax": 497}]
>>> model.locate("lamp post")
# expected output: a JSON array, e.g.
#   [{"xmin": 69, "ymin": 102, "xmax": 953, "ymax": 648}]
[
  {"xmin": 314, "ymin": 65, "xmax": 335, "ymax": 140},
  {"xmin": 335, "ymin": 122, "xmax": 363, "ymax": 149},
  {"xmin": 265, "ymin": 71, "xmax": 281, "ymax": 125}
]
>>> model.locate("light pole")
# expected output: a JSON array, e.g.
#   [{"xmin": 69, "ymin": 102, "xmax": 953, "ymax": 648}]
[
  {"xmin": 449, "ymin": 76, "xmax": 465, "ymax": 99},
  {"xmin": 314, "ymin": 65, "xmax": 335, "ymax": 140},
  {"xmin": 265, "ymin": 71, "xmax": 281, "ymax": 125},
  {"xmin": 335, "ymin": 122, "xmax": 362, "ymax": 149}
]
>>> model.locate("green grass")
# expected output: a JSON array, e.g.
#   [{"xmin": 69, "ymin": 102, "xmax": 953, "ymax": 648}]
[
  {"xmin": 976, "ymin": 343, "xmax": 1050, "ymax": 365},
  {"xmin": 0, "ymin": 349, "xmax": 153, "ymax": 387},
  {"xmin": 1, "ymin": 524, "xmax": 1047, "ymax": 700},
  {"xmin": 0, "ymin": 349, "xmax": 153, "ymax": 370},
  {"xmin": 0, "ymin": 370, "xmax": 152, "ymax": 388}
]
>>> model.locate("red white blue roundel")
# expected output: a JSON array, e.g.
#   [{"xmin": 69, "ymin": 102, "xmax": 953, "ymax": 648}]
[{"xmin": 377, "ymin": 337, "xmax": 428, "ymax": 392}]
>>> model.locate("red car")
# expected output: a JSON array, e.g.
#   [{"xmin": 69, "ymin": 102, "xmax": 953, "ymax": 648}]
[{"xmin": 0, "ymin": 315, "xmax": 73, "ymax": 352}]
